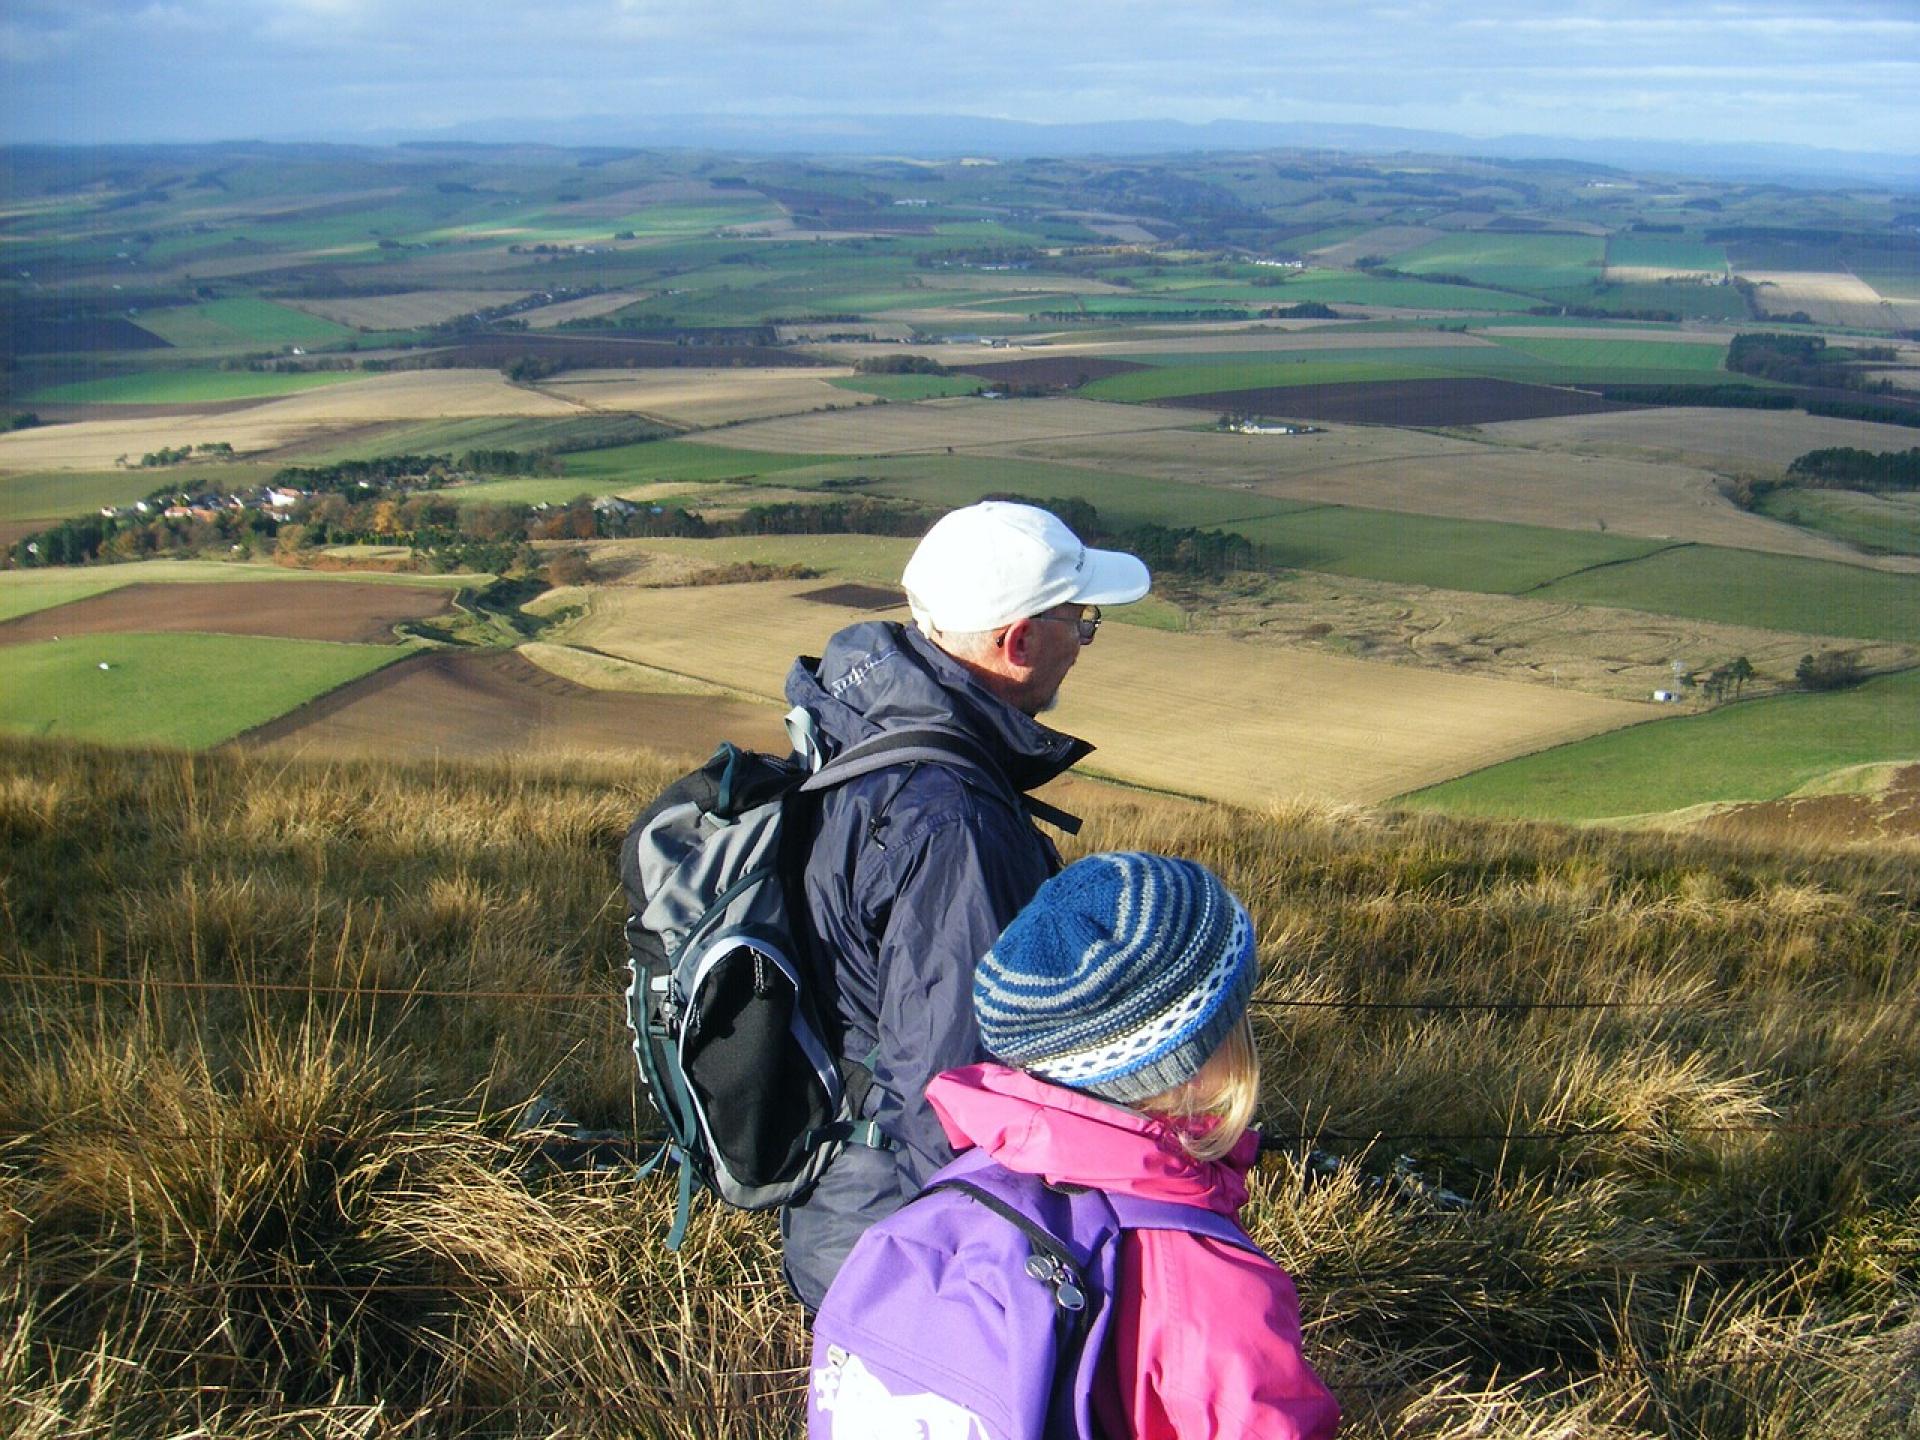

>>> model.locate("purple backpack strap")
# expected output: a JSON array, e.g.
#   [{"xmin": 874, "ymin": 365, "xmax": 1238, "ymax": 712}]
[{"xmin": 1104, "ymin": 1189, "xmax": 1270, "ymax": 1260}]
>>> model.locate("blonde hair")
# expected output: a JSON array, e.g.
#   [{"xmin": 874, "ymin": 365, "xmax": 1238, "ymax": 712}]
[{"xmin": 1132, "ymin": 1011, "xmax": 1260, "ymax": 1162}]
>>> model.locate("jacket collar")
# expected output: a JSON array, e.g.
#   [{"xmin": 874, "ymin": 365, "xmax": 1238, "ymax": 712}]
[
  {"xmin": 926, "ymin": 1063, "xmax": 1255, "ymax": 1217},
  {"xmin": 786, "ymin": 621, "xmax": 1090, "ymax": 794}
]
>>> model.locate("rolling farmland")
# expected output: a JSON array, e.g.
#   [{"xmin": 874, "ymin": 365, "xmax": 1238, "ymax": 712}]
[{"xmin": 561, "ymin": 578, "xmax": 1650, "ymax": 806}]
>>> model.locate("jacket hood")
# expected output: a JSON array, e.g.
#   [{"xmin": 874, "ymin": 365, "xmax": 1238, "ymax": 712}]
[
  {"xmin": 926, "ymin": 1063, "xmax": 1256, "ymax": 1218},
  {"xmin": 785, "ymin": 620, "xmax": 1089, "ymax": 794}
]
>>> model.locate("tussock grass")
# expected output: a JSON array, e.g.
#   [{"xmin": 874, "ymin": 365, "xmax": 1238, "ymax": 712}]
[{"xmin": 1, "ymin": 736, "xmax": 1915, "ymax": 1436}]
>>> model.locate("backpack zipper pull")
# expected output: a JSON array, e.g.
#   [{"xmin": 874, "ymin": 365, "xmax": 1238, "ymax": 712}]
[{"xmin": 1024, "ymin": 1253, "xmax": 1086, "ymax": 1311}]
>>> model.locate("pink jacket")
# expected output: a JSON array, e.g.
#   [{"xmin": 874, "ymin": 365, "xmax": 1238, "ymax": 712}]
[{"xmin": 926, "ymin": 1063, "xmax": 1340, "ymax": 1440}]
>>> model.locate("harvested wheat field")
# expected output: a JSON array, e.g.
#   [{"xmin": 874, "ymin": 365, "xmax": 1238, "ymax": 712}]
[
  {"xmin": 1005, "ymin": 423, "xmax": 1878, "ymax": 563},
  {"xmin": 238, "ymin": 647, "xmax": 794, "ymax": 762},
  {"xmin": 0, "ymin": 580, "xmax": 452, "ymax": 646},
  {"xmin": 236, "ymin": 369, "xmax": 586, "ymax": 423},
  {"xmin": 535, "ymin": 367, "xmax": 873, "ymax": 426},
  {"xmin": 0, "ymin": 372, "xmax": 589, "ymax": 468},
  {"xmin": 0, "ymin": 411, "xmax": 316, "ymax": 469},
  {"xmin": 1740, "ymin": 271, "xmax": 1901, "ymax": 329},
  {"xmin": 1480, "ymin": 405, "xmax": 1920, "ymax": 476},
  {"xmin": 703, "ymin": 395, "xmax": 1202, "ymax": 455},
  {"xmin": 520, "ymin": 291, "xmax": 651, "ymax": 328},
  {"xmin": 283, "ymin": 290, "xmax": 534, "ymax": 329},
  {"xmin": 1174, "ymin": 568, "xmax": 1919, "ymax": 702},
  {"xmin": 566, "ymin": 579, "xmax": 1650, "ymax": 804},
  {"xmin": 1602, "ymin": 265, "xmax": 1726, "ymax": 283}
]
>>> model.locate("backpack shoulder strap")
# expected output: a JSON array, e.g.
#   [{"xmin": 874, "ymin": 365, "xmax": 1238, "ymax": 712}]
[
  {"xmin": 798, "ymin": 727, "xmax": 1083, "ymax": 835},
  {"xmin": 1104, "ymin": 1192, "xmax": 1271, "ymax": 1260}
]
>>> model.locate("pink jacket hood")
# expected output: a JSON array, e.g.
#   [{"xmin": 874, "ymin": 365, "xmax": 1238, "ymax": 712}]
[{"xmin": 926, "ymin": 1062, "xmax": 1259, "ymax": 1218}]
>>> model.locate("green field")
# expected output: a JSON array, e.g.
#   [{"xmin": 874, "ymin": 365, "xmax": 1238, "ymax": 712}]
[
  {"xmin": 1075, "ymin": 336, "xmax": 1726, "ymax": 403},
  {"xmin": 0, "ymin": 632, "xmax": 404, "ymax": 747},
  {"xmin": 1532, "ymin": 545, "xmax": 1920, "ymax": 643},
  {"xmin": 837, "ymin": 455, "xmax": 1312, "ymax": 529},
  {"xmin": 1854, "ymin": 270, "xmax": 1920, "ymax": 302},
  {"xmin": 828, "ymin": 374, "xmax": 984, "ymax": 400},
  {"xmin": 1755, "ymin": 487, "xmax": 1920, "ymax": 558},
  {"xmin": 295, "ymin": 415, "xmax": 670, "ymax": 464},
  {"xmin": 1394, "ymin": 233, "xmax": 1607, "ymax": 295},
  {"xmin": 1484, "ymin": 335, "xmax": 1728, "ymax": 373},
  {"xmin": 0, "ymin": 469, "xmax": 208, "ymax": 524},
  {"xmin": 1399, "ymin": 667, "xmax": 1920, "ymax": 820},
  {"xmin": 1603, "ymin": 235, "xmax": 1729, "ymax": 271},
  {"xmin": 130, "ymin": 298, "xmax": 357, "ymax": 351},
  {"xmin": 28, "ymin": 369, "xmax": 366, "ymax": 406},
  {"xmin": 1229, "ymin": 507, "xmax": 1669, "ymax": 594},
  {"xmin": 559, "ymin": 439, "xmax": 850, "ymax": 486},
  {"xmin": 1582, "ymin": 280, "xmax": 1754, "ymax": 321}
]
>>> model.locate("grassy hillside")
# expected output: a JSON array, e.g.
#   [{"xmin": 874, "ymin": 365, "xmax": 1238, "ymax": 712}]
[{"xmin": 2, "ymin": 738, "xmax": 1914, "ymax": 1438}]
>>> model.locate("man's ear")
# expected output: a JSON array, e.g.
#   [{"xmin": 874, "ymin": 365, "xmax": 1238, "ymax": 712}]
[{"xmin": 999, "ymin": 617, "xmax": 1038, "ymax": 667}]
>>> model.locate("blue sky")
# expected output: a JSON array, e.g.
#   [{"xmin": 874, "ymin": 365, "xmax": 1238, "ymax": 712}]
[{"xmin": 3, "ymin": 0, "xmax": 1916, "ymax": 154}]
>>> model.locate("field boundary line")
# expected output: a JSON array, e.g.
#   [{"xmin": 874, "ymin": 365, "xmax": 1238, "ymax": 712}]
[{"xmin": 1511, "ymin": 539, "xmax": 1697, "ymax": 597}]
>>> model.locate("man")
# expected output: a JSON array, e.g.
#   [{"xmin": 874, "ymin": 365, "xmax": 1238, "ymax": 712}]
[{"xmin": 779, "ymin": 500, "xmax": 1151, "ymax": 1308}]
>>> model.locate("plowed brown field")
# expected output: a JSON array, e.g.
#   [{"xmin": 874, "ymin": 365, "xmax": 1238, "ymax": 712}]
[
  {"xmin": 237, "ymin": 648, "xmax": 793, "ymax": 761},
  {"xmin": 0, "ymin": 581, "xmax": 452, "ymax": 646}
]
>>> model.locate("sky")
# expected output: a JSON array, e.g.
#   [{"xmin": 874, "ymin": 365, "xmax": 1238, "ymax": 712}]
[{"xmin": 2, "ymin": 0, "xmax": 1917, "ymax": 156}]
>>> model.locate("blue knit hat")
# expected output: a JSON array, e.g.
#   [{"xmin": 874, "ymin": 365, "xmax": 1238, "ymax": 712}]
[{"xmin": 974, "ymin": 852, "xmax": 1256, "ymax": 1104}]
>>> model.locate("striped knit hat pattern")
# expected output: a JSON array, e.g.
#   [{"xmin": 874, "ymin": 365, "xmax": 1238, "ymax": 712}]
[{"xmin": 973, "ymin": 851, "xmax": 1256, "ymax": 1104}]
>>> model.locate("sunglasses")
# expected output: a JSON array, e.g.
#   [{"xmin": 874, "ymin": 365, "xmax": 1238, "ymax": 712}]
[{"xmin": 1028, "ymin": 605, "xmax": 1102, "ymax": 644}]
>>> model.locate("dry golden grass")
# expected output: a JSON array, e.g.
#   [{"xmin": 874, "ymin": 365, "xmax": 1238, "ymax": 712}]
[
  {"xmin": 2, "ymin": 736, "xmax": 1914, "ymax": 1437},
  {"xmin": 700, "ymin": 394, "xmax": 1201, "ymax": 455},
  {"xmin": 561, "ymin": 578, "xmax": 1650, "ymax": 804}
]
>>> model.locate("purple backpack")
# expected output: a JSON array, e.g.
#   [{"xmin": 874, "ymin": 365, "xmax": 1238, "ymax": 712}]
[{"xmin": 808, "ymin": 1147, "xmax": 1266, "ymax": 1440}]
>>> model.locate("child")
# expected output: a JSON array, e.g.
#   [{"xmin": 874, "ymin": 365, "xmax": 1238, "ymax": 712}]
[{"xmin": 812, "ymin": 851, "xmax": 1340, "ymax": 1440}]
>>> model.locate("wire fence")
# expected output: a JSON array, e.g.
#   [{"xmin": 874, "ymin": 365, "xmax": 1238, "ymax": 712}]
[
  {"xmin": 4, "ymin": 967, "xmax": 1915, "ymax": 1017},
  {"xmin": 15, "ymin": 1246, "xmax": 1911, "ymax": 1299}
]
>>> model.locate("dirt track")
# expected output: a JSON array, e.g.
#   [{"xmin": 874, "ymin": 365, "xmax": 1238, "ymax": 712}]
[{"xmin": 0, "ymin": 581, "xmax": 453, "ymax": 646}]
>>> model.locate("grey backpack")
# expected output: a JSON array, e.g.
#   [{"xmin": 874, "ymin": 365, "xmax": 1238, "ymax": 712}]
[{"xmin": 620, "ymin": 714, "xmax": 1065, "ymax": 1247}]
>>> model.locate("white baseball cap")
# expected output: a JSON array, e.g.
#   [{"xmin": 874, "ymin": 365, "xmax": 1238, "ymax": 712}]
[{"xmin": 902, "ymin": 501, "xmax": 1151, "ymax": 633}]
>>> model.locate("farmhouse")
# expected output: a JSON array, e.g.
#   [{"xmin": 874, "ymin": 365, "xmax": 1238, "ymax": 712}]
[{"xmin": 1232, "ymin": 420, "xmax": 1316, "ymax": 435}]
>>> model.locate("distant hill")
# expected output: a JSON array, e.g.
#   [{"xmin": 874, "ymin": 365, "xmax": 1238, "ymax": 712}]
[{"xmin": 361, "ymin": 112, "xmax": 1920, "ymax": 188}]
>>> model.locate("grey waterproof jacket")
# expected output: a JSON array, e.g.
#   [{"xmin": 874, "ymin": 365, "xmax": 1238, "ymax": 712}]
[{"xmin": 778, "ymin": 620, "xmax": 1089, "ymax": 1308}]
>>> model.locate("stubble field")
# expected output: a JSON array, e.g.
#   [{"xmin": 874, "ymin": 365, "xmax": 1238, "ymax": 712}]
[
  {"xmin": 283, "ymin": 290, "xmax": 536, "ymax": 329},
  {"xmin": 1739, "ymin": 270, "xmax": 1908, "ymax": 329},
  {"xmin": 698, "ymin": 394, "xmax": 1204, "ymax": 453}
]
